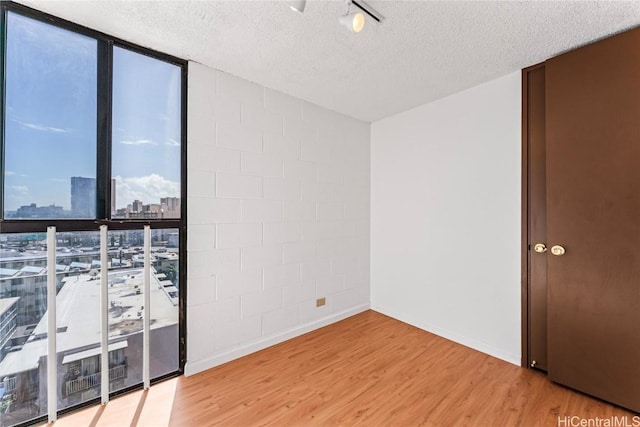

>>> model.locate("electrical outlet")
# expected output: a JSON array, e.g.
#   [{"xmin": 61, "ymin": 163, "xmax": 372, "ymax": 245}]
[{"xmin": 316, "ymin": 297, "xmax": 326, "ymax": 307}]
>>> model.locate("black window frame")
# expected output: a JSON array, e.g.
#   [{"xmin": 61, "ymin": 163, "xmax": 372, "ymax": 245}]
[{"xmin": 0, "ymin": 1, "xmax": 187, "ymax": 423}]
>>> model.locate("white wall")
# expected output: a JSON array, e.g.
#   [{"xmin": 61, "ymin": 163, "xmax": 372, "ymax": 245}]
[
  {"xmin": 186, "ymin": 62, "xmax": 370, "ymax": 375},
  {"xmin": 370, "ymin": 72, "xmax": 522, "ymax": 364}
]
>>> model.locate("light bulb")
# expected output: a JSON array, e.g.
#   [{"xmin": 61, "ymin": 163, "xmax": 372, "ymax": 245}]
[
  {"xmin": 352, "ymin": 11, "xmax": 365, "ymax": 32},
  {"xmin": 340, "ymin": 10, "xmax": 365, "ymax": 33}
]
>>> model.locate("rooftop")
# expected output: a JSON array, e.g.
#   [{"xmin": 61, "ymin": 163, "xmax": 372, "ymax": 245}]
[
  {"xmin": 0, "ymin": 268, "xmax": 18, "ymax": 278},
  {"xmin": 0, "ymin": 267, "xmax": 177, "ymax": 375},
  {"xmin": 0, "ymin": 297, "xmax": 20, "ymax": 316}
]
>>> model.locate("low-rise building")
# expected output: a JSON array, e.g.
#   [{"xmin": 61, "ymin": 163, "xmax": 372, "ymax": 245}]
[{"xmin": 0, "ymin": 267, "xmax": 178, "ymax": 416}]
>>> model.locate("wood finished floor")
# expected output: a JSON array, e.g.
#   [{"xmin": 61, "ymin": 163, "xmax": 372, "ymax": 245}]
[{"xmin": 43, "ymin": 310, "xmax": 634, "ymax": 426}]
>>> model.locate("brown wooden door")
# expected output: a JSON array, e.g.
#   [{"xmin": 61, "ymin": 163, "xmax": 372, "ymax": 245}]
[{"xmin": 545, "ymin": 27, "xmax": 640, "ymax": 412}]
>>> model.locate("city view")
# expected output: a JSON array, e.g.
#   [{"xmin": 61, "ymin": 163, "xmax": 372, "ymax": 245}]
[
  {"xmin": 5, "ymin": 176, "xmax": 181, "ymax": 220},
  {"xmin": 0, "ymin": 10, "xmax": 183, "ymax": 426},
  {"xmin": 0, "ymin": 230, "xmax": 179, "ymax": 425},
  {"xmin": 3, "ymin": 19, "xmax": 182, "ymax": 221}
]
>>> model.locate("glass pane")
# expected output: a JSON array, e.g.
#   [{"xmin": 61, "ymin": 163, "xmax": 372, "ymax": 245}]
[
  {"xmin": 111, "ymin": 48, "xmax": 182, "ymax": 219},
  {"xmin": 55, "ymin": 231, "xmax": 101, "ymax": 411},
  {"xmin": 107, "ymin": 229, "xmax": 179, "ymax": 393},
  {"xmin": 3, "ymin": 13, "xmax": 97, "ymax": 219},
  {"xmin": 149, "ymin": 228, "xmax": 179, "ymax": 378},
  {"xmin": 107, "ymin": 229, "xmax": 142, "ymax": 392},
  {"xmin": 0, "ymin": 233, "xmax": 48, "ymax": 425}
]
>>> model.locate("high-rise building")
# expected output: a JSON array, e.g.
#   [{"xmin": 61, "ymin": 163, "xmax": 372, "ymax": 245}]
[
  {"xmin": 132, "ymin": 199, "xmax": 144, "ymax": 213},
  {"xmin": 160, "ymin": 197, "xmax": 180, "ymax": 211},
  {"xmin": 70, "ymin": 177, "xmax": 96, "ymax": 218},
  {"xmin": 111, "ymin": 178, "xmax": 117, "ymax": 216},
  {"xmin": 160, "ymin": 197, "xmax": 180, "ymax": 218}
]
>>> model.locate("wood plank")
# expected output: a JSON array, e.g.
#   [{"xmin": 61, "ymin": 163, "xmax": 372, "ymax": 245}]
[{"xmin": 42, "ymin": 311, "xmax": 635, "ymax": 426}]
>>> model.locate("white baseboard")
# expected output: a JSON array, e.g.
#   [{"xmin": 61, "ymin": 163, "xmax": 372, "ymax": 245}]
[
  {"xmin": 370, "ymin": 304, "xmax": 521, "ymax": 366},
  {"xmin": 184, "ymin": 303, "xmax": 370, "ymax": 376}
]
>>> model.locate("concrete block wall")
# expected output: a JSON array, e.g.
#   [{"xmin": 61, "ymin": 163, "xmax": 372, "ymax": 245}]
[{"xmin": 185, "ymin": 62, "xmax": 370, "ymax": 375}]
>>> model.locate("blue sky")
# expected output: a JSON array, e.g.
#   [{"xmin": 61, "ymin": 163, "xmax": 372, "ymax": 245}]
[{"xmin": 3, "ymin": 12, "xmax": 181, "ymax": 215}]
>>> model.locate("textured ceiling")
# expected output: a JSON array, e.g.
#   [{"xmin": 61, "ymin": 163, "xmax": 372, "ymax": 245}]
[{"xmin": 16, "ymin": 0, "xmax": 640, "ymax": 122}]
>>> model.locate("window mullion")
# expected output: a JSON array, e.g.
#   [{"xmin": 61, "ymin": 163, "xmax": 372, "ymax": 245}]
[
  {"xmin": 96, "ymin": 40, "xmax": 113, "ymax": 221},
  {"xmin": 0, "ymin": 6, "xmax": 7, "ymax": 221}
]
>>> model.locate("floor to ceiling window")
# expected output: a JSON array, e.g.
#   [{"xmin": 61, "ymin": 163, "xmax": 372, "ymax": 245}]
[{"xmin": 0, "ymin": 3, "xmax": 186, "ymax": 426}]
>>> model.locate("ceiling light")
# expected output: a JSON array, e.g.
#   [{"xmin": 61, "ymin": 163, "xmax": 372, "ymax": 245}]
[
  {"xmin": 287, "ymin": 0, "xmax": 383, "ymax": 33},
  {"xmin": 340, "ymin": 9, "xmax": 365, "ymax": 33},
  {"xmin": 288, "ymin": 0, "xmax": 306, "ymax": 13}
]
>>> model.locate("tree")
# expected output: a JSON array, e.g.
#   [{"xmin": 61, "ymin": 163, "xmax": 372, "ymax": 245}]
[{"xmin": 166, "ymin": 264, "xmax": 177, "ymax": 283}]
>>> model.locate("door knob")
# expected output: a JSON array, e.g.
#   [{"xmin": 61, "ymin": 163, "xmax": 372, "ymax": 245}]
[
  {"xmin": 551, "ymin": 245, "xmax": 566, "ymax": 256},
  {"xmin": 533, "ymin": 243, "xmax": 547, "ymax": 253}
]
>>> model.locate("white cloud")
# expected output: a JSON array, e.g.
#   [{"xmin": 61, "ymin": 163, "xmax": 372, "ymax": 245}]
[
  {"xmin": 165, "ymin": 138, "xmax": 180, "ymax": 147},
  {"xmin": 113, "ymin": 174, "xmax": 179, "ymax": 208},
  {"xmin": 5, "ymin": 171, "xmax": 16, "ymax": 176},
  {"xmin": 5, "ymin": 186, "xmax": 33, "ymax": 211},
  {"xmin": 10, "ymin": 185, "xmax": 29, "ymax": 195},
  {"xmin": 120, "ymin": 139, "xmax": 156, "ymax": 145},
  {"xmin": 11, "ymin": 118, "xmax": 68, "ymax": 133},
  {"xmin": 25, "ymin": 123, "xmax": 67, "ymax": 133}
]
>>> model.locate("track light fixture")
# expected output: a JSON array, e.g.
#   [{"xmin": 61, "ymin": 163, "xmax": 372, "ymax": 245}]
[
  {"xmin": 288, "ymin": 0, "xmax": 306, "ymax": 13},
  {"xmin": 286, "ymin": 0, "xmax": 384, "ymax": 34},
  {"xmin": 340, "ymin": 1, "xmax": 365, "ymax": 33}
]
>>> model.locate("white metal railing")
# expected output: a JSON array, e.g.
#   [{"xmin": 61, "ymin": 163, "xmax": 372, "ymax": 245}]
[
  {"xmin": 64, "ymin": 365, "xmax": 127, "ymax": 396},
  {"xmin": 3, "ymin": 376, "xmax": 16, "ymax": 392},
  {"xmin": 100, "ymin": 225, "xmax": 109, "ymax": 404},
  {"xmin": 0, "ymin": 310, "xmax": 17, "ymax": 348},
  {"xmin": 109, "ymin": 364, "xmax": 127, "ymax": 381},
  {"xmin": 47, "ymin": 227, "xmax": 57, "ymax": 423},
  {"xmin": 38, "ymin": 225, "xmax": 152, "ymax": 416},
  {"xmin": 143, "ymin": 226, "xmax": 150, "ymax": 390},
  {"xmin": 64, "ymin": 371, "xmax": 100, "ymax": 396}
]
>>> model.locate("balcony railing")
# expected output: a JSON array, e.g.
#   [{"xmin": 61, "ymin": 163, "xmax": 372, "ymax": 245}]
[
  {"xmin": 64, "ymin": 365, "xmax": 127, "ymax": 396},
  {"xmin": 3, "ymin": 376, "xmax": 16, "ymax": 392},
  {"xmin": 64, "ymin": 372, "xmax": 99, "ymax": 396},
  {"xmin": 109, "ymin": 365, "xmax": 126, "ymax": 382}
]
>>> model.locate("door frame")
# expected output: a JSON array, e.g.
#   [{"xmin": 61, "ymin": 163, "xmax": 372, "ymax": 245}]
[{"xmin": 521, "ymin": 62, "xmax": 545, "ymax": 368}]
